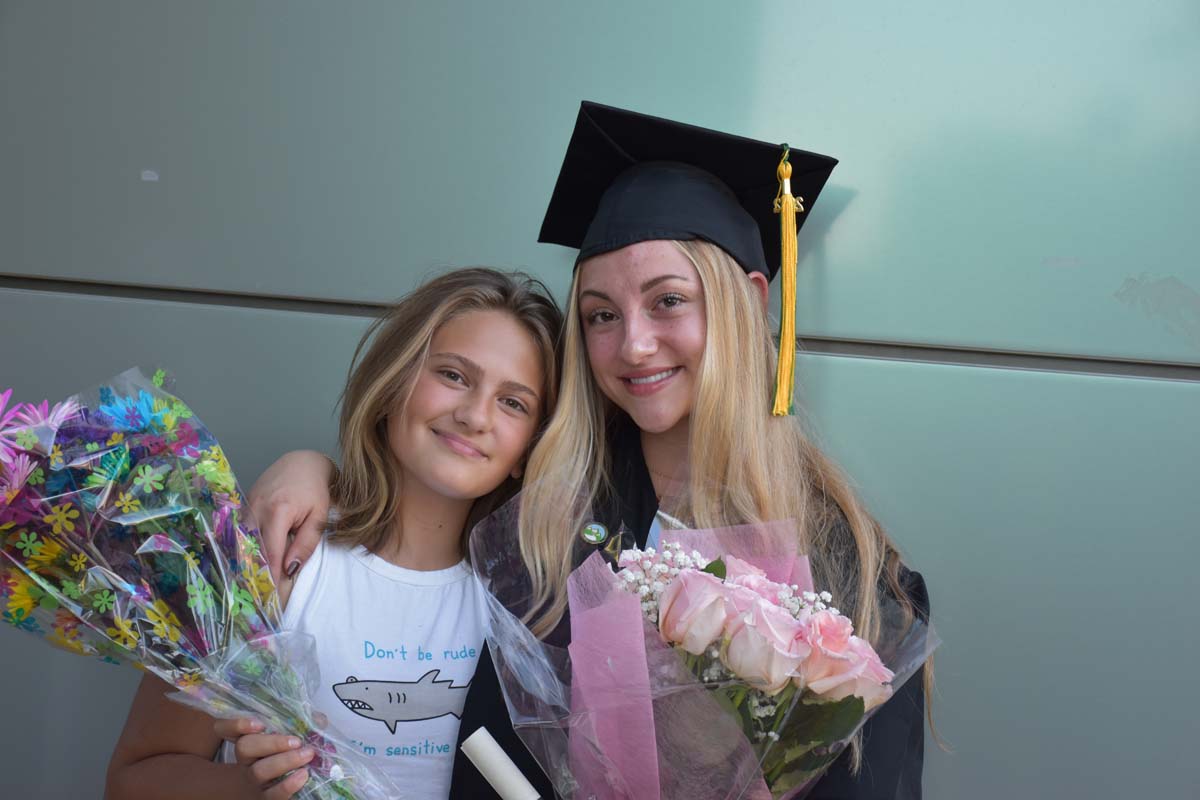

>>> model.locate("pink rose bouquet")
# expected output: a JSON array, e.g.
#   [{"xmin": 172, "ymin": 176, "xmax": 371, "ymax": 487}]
[
  {"xmin": 616, "ymin": 544, "xmax": 894, "ymax": 792},
  {"xmin": 470, "ymin": 503, "xmax": 939, "ymax": 800}
]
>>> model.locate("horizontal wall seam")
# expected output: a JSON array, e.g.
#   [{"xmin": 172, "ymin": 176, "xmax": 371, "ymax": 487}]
[{"xmin": 3, "ymin": 274, "xmax": 1199, "ymax": 383}]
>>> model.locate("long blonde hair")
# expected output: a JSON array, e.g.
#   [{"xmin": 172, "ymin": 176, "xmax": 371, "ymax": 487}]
[
  {"xmin": 518, "ymin": 240, "xmax": 934, "ymax": 763},
  {"xmin": 330, "ymin": 268, "xmax": 562, "ymax": 555}
]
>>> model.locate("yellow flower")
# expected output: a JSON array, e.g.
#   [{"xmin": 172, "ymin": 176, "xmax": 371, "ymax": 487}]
[
  {"xmin": 198, "ymin": 446, "xmax": 235, "ymax": 494},
  {"xmin": 115, "ymin": 492, "xmax": 141, "ymax": 514},
  {"xmin": 69, "ymin": 553, "xmax": 88, "ymax": 572},
  {"xmin": 208, "ymin": 446, "xmax": 231, "ymax": 473},
  {"xmin": 25, "ymin": 537, "xmax": 64, "ymax": 570},
  {"xmin": 182, "ymin": 550, "xmax": 200, "ymax": 571},
  {"xmin": 153, "ymin": 398, "xmax": 178, "ymax": 432},
  {"xmin": 5, "ymin": 574, "xmax": 37, "ymax": 617},
  {"xmin": 50, "ymin": 444, "xmax": 64, "ymax": 468},
  {"xmin": 48, "ymin": 630, "xmax": 89, "ymax": 656},
  {"xmin": 107, "ymin": 616, "xmax": 140, "ymax": 650},
  {"xmin": 228, "ymin": 492, "xmax": 243, "ymax": 508},
  {"xmin": 176, "ymin": 672, "xmax": 203, "ymax": 689},
  {"xmin": 248, "ymin": 564, "xmax": 276, "ymax": 604},
  {"xmin": 42, "ymin": 503, "xmax": 79, "ymax": 535},
  {"xmin": 106, "ymin": 432, "xmax": 125, "ymax": 446},
  {"xmin": 145, "ymin": 599, "xmax": 181, "ymax": 643}
]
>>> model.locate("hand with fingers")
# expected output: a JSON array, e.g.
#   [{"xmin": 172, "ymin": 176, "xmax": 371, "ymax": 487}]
[
  {"xmin": 248, "ymin": 450, "xmax": 336, "ymax": 582},
  {"xmin": 216, "ymin": 717, "xmax": 317, "ymax": 799}
]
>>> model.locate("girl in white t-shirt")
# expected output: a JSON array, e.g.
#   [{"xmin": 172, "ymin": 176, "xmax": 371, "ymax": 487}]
[{"xmin": 106, "ymin": 269, "xmax": 561, "ymax": 800}]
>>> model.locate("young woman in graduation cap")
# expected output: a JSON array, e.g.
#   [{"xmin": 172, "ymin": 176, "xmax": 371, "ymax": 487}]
[{"xmin": 244, "ymin": 102, "xmax": 934, "ymax": 799}]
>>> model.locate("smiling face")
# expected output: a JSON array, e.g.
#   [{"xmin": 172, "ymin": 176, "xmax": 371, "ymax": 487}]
[
  {"xmin": 386, "ymin": 309, "xmax": 544, "ymax": 501},
  {"xmin": 576, "ymin": 240, "xmax": 708, "ymax": 437}
]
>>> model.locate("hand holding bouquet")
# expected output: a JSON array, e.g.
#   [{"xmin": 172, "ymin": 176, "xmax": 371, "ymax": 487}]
[{"xmin": 0, "ymin": 369, "xmax": 398, "ymax": 800}]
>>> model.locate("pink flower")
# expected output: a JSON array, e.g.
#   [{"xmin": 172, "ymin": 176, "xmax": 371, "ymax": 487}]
[
  {"xmin": 657, "ymin": 570, "xmax": 729, "ymax": 655},
  {"xmin": 1, "ymin": 453, "xmax": 35, "ymax": 493},
  {"xmin": 799, "ymin": 610, "xmax": 894, "ymax": 710},
  {"xmin": 16, "ymin": 398, "xmax": 80, "ymax": 430},
  {"xmin": 723, "ymin": 600, "xmax": 811, "ymax": 695},
  {"xmin": 723, "ymin": 555, "xmax": 766, "ymax": 581},
  {"xmin": 728, "ymin": 572, "xmax": 790, "ymax": 609},
  {"xmin": 0, "ymin": 389, "xmax": 23, "ymax": 465}
]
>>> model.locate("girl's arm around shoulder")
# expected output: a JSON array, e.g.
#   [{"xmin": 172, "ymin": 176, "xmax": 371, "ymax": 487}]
[{"xmin": 105, "ymin": 675, "xmax": 312, "ymax": 800}]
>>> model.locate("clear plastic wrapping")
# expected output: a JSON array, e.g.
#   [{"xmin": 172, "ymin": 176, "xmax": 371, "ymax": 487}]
[
  {"xmin": 0, "ymin": 369, "xmax": 399, "ymax": 799},
  {"xmin": 470, "ymin": 495, "xmax": 940, "ymax": 799}
]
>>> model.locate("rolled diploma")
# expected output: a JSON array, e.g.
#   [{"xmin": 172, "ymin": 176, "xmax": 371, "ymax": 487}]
[{"xmin": 460, "ymin": 727, "xmax": 541, "ymax": 800}]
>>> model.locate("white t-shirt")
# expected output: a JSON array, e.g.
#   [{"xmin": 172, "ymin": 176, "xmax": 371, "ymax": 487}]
[{"xmin": 281, "ymin": 537, "xmax": 485, "ymax": 797}]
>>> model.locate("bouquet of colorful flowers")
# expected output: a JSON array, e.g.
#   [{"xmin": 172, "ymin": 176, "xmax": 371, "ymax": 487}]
[
  {"xmin": 0, "ymin": 369, "xmax": 397, "ymax": 800},
  {"xmin": 470, "ymin": 501, "xmax": 938, "ymax": 799}
]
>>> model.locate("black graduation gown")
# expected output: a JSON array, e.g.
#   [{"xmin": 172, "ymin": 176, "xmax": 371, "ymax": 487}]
[{"xmin": 451, "ymin": 416, "xmax": 929, "ymax": 799}]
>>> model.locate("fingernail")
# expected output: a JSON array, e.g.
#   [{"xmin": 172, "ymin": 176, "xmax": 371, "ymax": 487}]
[
  {"xmin": 285, "ymin": 560, "xmax": 301, "ymax": 579},
  {"xmin": 288, "ymin": 737, "xmax": 301, "ymax": 749},
  {"xmin": 247, "ymin": 720, "xmax": 264, "ymax": 732},
  {"xmin": 299, "ymin": 747, "xmax": 315, "ymax": 759}
]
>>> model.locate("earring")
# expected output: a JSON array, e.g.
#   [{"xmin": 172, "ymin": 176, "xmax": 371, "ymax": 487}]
[{"xmin": 511, "ymin": 466, "xmax": 523, "ymax": 480}]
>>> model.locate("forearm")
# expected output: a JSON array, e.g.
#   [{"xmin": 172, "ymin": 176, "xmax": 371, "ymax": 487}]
[{"xmin": 106, "ymin": 752, "xmax": 249, "ymax": 800}]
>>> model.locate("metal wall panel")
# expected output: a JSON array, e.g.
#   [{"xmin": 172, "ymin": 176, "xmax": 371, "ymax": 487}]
[
  {"xmin": 795, "ymin": 353, "xmax": 1199, "ymax": 799},
  {"xmin": 3, "ymin": 2, "xmax": 1197, "ymax": 362},
  {"xmin": 1, "ymin": 2, "xmax": 1197, "ymax": 797}
]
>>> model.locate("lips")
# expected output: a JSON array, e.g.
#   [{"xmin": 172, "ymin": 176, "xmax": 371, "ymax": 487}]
[
  {"xmin": 432, "ymin": 429, "xmax": 487, "ymax": 459},
  {"xmin": 620, "ymin": 367, "xmax": 681, "ymax": 396}
]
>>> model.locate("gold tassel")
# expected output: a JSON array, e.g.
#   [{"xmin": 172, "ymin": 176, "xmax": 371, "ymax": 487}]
[{"xmin": 772, "ymin": 149, "xmax": 803, "ymax": 416}]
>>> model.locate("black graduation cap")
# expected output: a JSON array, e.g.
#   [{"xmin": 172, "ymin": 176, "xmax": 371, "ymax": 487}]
[{"xmin": 537, "ymin": 101, "xmax": 838, "ymax": 281}]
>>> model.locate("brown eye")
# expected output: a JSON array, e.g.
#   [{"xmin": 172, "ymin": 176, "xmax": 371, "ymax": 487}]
[
  {"xmin": 501, "ymin": 397, "xmax": 528, "ymax": 414},
  {"xmin": 657, "ymin": 293, "xmax": 686, "ymax": 309}
]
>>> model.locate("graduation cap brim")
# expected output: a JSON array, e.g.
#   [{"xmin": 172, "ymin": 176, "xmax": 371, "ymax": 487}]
[{"xmin": 538, "ymin": 101, "xmax": 838, "ymax": 279}]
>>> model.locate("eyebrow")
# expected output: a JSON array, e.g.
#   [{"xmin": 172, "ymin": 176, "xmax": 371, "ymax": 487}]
[
  {"xmin": 578, "ymin": 273, "xmax": 693, "ymax": 303},
  {"xmin": 431, "ymin": 352, "xmax": 541, "ymax": 403}
]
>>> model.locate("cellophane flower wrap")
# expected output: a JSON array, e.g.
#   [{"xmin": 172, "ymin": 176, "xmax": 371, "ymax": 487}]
[
  {"xmin": 0, "ymin": 369, "xmax": 398, "ymax": 800},
  {"xmin": 469, "ymin": 494, "xmax": 939, "ymax": 799}
]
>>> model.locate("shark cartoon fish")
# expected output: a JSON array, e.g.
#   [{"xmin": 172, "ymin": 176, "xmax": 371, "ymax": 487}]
[{"xmin": 332, "ymin": 670, "xmax": 471, "ymax": 734}]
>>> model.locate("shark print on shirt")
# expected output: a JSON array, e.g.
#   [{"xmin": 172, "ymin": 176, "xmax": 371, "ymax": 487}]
[{"xmin": 333, "ymin": 670, "xmax": 472, "ymax": 734}]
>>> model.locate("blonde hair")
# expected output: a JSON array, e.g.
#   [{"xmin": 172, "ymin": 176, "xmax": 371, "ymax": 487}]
[
  {"xmin": 518, "ymin": 240, "xmax": 935, "ymax": 765},
  {"xmin": 330, "ymin": 268, "xmax": 562, "ymax": 556}
]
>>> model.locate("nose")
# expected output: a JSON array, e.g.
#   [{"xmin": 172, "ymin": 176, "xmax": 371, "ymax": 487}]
[
  {"xmin": 619, "ymin": 314, "xmax": 657, "ymax": 364},
  {"xmin": 452, "ymin": 387, "xmax": 492, "ymax": 432}
]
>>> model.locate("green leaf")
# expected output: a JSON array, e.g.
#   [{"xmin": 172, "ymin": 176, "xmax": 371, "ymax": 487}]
[
  {"xmin": 776, "ymin": 694, "xmax": 865, "ymax": 748},
  {"xmin": 702, "ymin": 558, "xmax": 727, "ymax": 580}
]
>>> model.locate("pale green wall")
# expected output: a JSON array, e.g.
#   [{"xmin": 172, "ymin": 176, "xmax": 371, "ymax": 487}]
[{"xmin": 1, "ymin": 2, "xmax": 1197, "ymax": 797}]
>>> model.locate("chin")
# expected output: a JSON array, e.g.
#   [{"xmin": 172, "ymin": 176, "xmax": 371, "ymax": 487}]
[
  {"xmin": 623, "ymin": 405, "xmax": 687, "ymax": 435},
  {"xmin": 419, "ymin": 470, "xmax": 493, "ymax": 502}
]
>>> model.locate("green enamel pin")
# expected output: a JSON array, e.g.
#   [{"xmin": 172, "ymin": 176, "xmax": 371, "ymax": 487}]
[{"xmin": 581, "ymin": 522, "xmax": 608, "ymax": 545}]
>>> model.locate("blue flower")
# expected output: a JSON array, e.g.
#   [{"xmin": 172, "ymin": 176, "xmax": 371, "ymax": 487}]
[{"xmin": 97, "ymin": 391, "xmax": 166, "ymax": 433}]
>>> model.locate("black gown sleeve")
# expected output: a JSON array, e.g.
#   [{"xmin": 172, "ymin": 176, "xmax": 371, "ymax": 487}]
[
  {"xmin": 450, "ymin": 644, "xmax": 557, "ymax": 799},
  {"xmin": 806, "ymin": 569, "xmax": 931, "ymax": 800}
]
